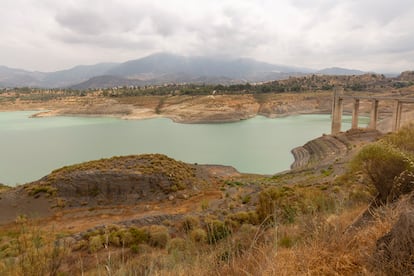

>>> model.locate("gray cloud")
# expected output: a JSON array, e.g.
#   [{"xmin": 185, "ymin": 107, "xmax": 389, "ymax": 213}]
[{"xmin": 0, "ymin": 0, "xmax": 413, "ymax": 72}]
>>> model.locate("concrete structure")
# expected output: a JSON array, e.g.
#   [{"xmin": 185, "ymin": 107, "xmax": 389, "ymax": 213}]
[{"xmin": 331, "ymin": 89, "xmax": 414, "ymax": 134}]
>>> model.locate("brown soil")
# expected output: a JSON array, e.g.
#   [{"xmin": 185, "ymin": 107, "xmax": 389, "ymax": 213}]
[
  {"xmin": 0, "ymin": 92, "xmax": 336, "ymax": 123},
  {"xmin": 0, "ymin": 155, "xmax": 240, "ymax": 236}
]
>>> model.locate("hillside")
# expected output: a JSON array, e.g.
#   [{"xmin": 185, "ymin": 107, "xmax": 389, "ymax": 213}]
[
  {"xmin": 0, "ymin": 53, "xmax": 375, "ymax": 89},
  {"xmin": 1, "ymin": 124, "xmax": 414, "ymax": 274},
  {"xmin": 316, "ymin": 67, "xmax": 366, "ymax": 75}
]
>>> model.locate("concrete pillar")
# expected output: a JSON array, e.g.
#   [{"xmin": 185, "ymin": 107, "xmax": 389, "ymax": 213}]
[
  {"xmin": 331, "ymin": 87, "xmax": 344, "ymax": 134},
  {"xmin": 368, "ymin": 99, "xmax": 379, "ymax": 130},
  {"xmin": 351, "ymin": 98, "xmax": 360, "ymax": 129},
  {"xmin": 392, "ymin": 101, "xmax": 403, "ymax": 132}
]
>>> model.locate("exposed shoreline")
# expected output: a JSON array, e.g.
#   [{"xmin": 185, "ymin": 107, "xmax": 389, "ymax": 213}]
[{"xmin": 0, "ymin": 92, "xmax": 334, "ymax": 124}]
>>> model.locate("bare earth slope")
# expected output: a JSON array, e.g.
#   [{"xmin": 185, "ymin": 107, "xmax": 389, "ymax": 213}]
[{"xmin": 0, "ymin": 154, "xmax": 240, "ymax": 227}]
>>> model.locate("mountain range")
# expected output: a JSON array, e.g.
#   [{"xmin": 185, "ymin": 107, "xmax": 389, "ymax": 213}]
[{"xmin": 0, "ymin": 53, "xmax": 369, "ymax": 89}]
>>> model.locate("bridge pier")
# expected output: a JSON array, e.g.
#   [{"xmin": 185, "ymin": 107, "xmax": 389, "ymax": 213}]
[
  {"xmin": 330, "ymin": 92, "xmax": 413, "ymax": 134},
  {"xmin": 368, "ymin": 99, "xmax": 379, "ymax": 130},
  {"xmin": 351, "ymin": 98, "xmax": 360, "ymax": 129},
  {"xmin": 331, "ymin": 88, "xmax": 343, "ymax": 135},
  {"xmin": 392, "ymin": 100, "xmax": 403, "ymax": 132}
]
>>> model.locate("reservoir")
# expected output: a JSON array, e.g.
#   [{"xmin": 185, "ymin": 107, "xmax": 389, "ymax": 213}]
[{"xmin": 0, "ymin": 111, "xmax": 355, "ymax": 185}]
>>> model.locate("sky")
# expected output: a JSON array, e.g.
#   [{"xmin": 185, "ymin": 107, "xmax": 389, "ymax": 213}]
[{"xmin": 1, "ymin": 0, "xmax": 414, "ymax": 73}]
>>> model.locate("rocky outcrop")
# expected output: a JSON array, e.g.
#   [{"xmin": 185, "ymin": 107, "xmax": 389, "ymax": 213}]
[
  {"xmin": 37, "ymin": 154, "xmax": 213, "ymax": 207},
  {"xmin": 398, "ymin": 71, "xmax": 414, "ymax": 81}
]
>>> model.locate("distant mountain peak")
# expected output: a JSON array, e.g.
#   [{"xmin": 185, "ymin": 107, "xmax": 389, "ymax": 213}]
[{"xmin": 0, "ymin": 53, "xmax": 371, "ymax": 89}]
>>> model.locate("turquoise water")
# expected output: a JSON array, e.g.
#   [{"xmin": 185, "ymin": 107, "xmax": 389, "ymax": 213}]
[{"xmin": 0, "ymin": 111, "xmax": 354, "ymax": 185}]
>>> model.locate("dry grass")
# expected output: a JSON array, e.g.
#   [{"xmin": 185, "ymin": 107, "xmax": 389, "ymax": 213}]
[{"xmin": 0, "ymin": 194, "xmax": 407, "ymax": 275}]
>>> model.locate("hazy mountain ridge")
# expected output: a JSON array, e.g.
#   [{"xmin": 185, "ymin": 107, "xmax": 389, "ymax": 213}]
[
  {"xmin": 0, "ymin": 53, "xmax": 371, "ymax": 89},
  {"xmin": 316, "ymin": 67, "xmax": 367, "ymax": 76}
]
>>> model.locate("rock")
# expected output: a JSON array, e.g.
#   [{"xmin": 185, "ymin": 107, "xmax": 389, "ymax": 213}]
[
  {"xmin": 398, "ymin": 71, "xmax": 414, "ymax": 81},
  {"xmin": 168, "ymin": 195, "xmax": 174, "ymax": 201},
  {"xmin": 177, "ymin": 193, "xmax": 189, "ymax": 199}
]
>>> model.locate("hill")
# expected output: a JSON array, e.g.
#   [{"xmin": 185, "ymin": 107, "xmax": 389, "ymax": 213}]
[
  {"xmin": 40, "ymin": 63, "xmax": 118, "ymax": 88},
  {"xmin": 1, "ymin": 125, "xmax": 414, "ymax": 274},
  {"xmin": 0, "ymin": 53, "xmax": 373, "ymax": 89},
  {"xmin": 317, "ymin": 67, "xmax": 366, "ymax": 75}
]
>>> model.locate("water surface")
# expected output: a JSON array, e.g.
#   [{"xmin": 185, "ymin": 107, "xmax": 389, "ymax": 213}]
[{"xmin": 0, "ymin": 111, "xmax": 355, "ymax": 185}]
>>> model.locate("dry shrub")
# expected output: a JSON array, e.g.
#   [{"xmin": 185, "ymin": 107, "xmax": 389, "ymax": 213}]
[
  {"xmin": 215, "ymin": 205, "xmax": 395, "ymax": 275},
  {"xmin": 88, "ymin": 235, "xmax": 104, "ymax": 253},
  {"xmin": 0, "ymin": 221, "xmax": 70, "ymax": 276},
  {"xmin": 383, "ymin": 122, "xmax": 414, "ymax": 153},
  {"xmin": 205, "ymin": 219, "xmax": 230, "ymax": 244},
  {"xmin": 350, "ymin": 142, "xmax": 413, "ymax": 202},
  {"xmin": 167, "ymin": 237, "xmax": 187, "ymax": 253},
  {"xmin": 373, "ymin": 195, "xmax": 414, "ymax": 274},
  {"xmin": 148, "ymin": 225, "xmax": 170, "ymax": 248},
  {"xmin": 190, "ymin": 228, "xmax": 207, "ymax": 243},
  {"xmin": 180, "ymin": 215, "xmax": 200, "ymax": 233},
  {"xmin": 227, "ymin": 211, "xmax": 259, "ymax": 227},
  {"xmin": 256, "ymin": 186, "xmax": 337, "ymax": 224}
]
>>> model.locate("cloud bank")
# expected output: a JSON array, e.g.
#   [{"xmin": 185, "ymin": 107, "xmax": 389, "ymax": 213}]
[{"xmin": 1, "ymin": 0, "xmax": 413, "ymax": 72}]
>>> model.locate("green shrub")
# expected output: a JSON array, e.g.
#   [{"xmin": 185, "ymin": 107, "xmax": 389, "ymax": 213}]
[
  {"xmin": 130, "ymin": 243, "xmax": 152, "ymax": 254},
  {"xmin": 180, "ymin": 215, "xmax": 200, "ymax": 233},
  {"xmin": 227, "ymin": 211, "xmax": 258, "ymax": 226},
  {"xmin": 89, "ymin": 235, "xmax": 104, "ymax": 253},
  {"xmin": 26, "ymin": 184, "xmax": 57, "ymax": 197},
  {"xmin": 116, "ymin": 229, "xmax": 134, "ymax": 246},
  {"xmin": 167, "ymin": 237, "xmax": 187, "ymax": 253},
  {"xmin": 383, "ymin": 123, "xmax": 414, "ymax": 153},
  {"xmin": 129, "ymin": 227, "xmax": 149, "ymax": 244},
  {"xmin": 109, "ymin": 233, "xmax": 121, "ymax": 247},
  {"xmin": 256, "ymin": 186, "xmax": 336, "ymax": 224},
  {"xmin": 350, "ymin": 142, "xmax": 413, "ymax": 202},
  {"xmin": 148, "ymin": 225, "xmax": 170, "ymax": 248},
  {"xmin": 205, "ymin": 219, "xmax": 230, "ymax": 244},
  {"xmin": 256, "ymin": 186, "xmax": 296, "ymax": 223},
  {"xmin": 190, "ymin": 228, "xmax": 207, "ymax": 243}
]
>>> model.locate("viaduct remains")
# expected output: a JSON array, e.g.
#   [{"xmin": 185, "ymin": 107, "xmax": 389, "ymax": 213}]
[{"xmin": 331, "ymin": 87, "xmax": 414, "ymax": 134}]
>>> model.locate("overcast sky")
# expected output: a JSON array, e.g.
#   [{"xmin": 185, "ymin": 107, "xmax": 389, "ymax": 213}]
[{"xmin": 1, "ymin": 0, "xmax": 413, "ymax": 73}]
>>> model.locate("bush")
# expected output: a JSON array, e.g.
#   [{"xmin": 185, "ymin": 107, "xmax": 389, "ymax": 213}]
[
  {"xmin": 205, "ymin": 220, "xmax": 230, "ymax": 244},
  {"xmin": 116, "ymin": 229, "xmax": 134, "ymax": 246},
  {"xmin": 256, "ymin": 186, "xmax": 337, "ymax": 224},
  {"xmin": 130, "ymin": 243, "xmax": 152, "ymax": 255},
  {"xmin": 383, "ymin": 123, "xmax": 414, "ymax": 153},
  {"xmin": 167, "ymin": 237, "xmax": 187, "ymax": 253},
  {"xmin": 129, "ymin": 227, "xmax": 149, "ymax": 244},
  {"xmin": 180, "ymin": 215, "xmax": 200, "ymax": 233},
  {"xmin": 227, "ymin": 211, "xmax": 259, "ymax": 226},
  {"xmin": 350, "ymin": 143, "xmax": 413, "ymax": 203},
  {"xmin": 190, "ymin": 228, "xmax": 207, "ymax": 243},
  {"xmin": 89, "ymin": 235, "xmax": 104, "ymax": 253},
  {"xmin": 256, "ymin": 186, "xmax": 296, "ymax": 223},
  {"xmin": 148, "ymin": 225, "xmax": 170, "ymax": 248}
]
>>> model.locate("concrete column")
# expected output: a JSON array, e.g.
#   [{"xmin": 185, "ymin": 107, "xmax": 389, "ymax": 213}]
[
  {"xmin": 351, "ymin": 98, "xmax": 360, "ymax": 129},
  {"xmin": 331, "ymin": 87, "xmax": 344, "ymax": 134},
  {"xmin": 392, "ymin": 101, "xmax": 403, "ymax": 132},
  {"xmin": 368, "ymin": 99, "xmax": 379, "ymax": 130}
]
